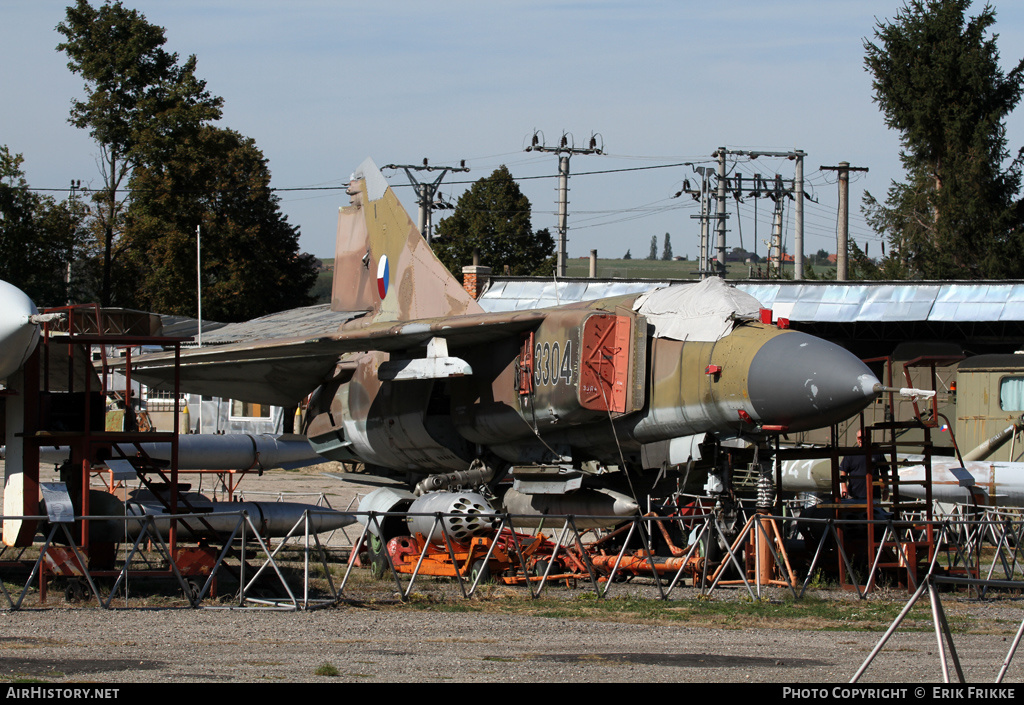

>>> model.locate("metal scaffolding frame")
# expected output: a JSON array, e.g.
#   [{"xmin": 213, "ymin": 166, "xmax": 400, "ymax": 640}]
[{"xmin": 4, "ymin": 506, "xmax": 1024, "ymax": 611}]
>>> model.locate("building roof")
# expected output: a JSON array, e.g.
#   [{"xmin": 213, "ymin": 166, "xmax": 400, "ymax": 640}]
[
  {"xmin": 154, "ymin": 278, "xmax": 1024, "ymax": 359},
  {"xmin": 478, "ymin": 278, "xmax": 1024, "ymax": 324}
]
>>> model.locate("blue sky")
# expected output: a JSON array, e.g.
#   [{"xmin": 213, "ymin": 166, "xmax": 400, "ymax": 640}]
[{"xmin": 4, "ymin": 0, "xmax": 1024, "ymax": 263}]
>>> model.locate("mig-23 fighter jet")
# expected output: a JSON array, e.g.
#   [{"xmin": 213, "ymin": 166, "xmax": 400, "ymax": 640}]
[{"xmin": 129, "ymin": 158, "xmax": 881, "ymax": 528}]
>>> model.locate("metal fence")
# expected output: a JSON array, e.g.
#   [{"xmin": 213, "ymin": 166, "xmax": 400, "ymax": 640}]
[
  {"xmin": 0, "ymin": 507, "xmax": 344, "ymax": 611},
  {"xmin": 3, "ymin": 502, "xmax": 1024, "ymax": 612}
]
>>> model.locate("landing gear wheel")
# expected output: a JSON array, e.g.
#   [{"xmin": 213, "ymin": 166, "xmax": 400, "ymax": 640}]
[
  {"xmin": 469, "ymin": 560, "xmax": 491, "ymax": 585},
  {"xmin": 368, "ymin": 534, "xmax": 388, "ymax": 579},
  {"xmin": 64, "ymin": 579, "xmax": 85, "ymax": 603}
]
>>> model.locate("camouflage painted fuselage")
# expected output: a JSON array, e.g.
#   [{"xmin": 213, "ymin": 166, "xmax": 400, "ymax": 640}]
[{"xmin": 307, "ymin": 294, "xmax": 878, "ymax": 473}]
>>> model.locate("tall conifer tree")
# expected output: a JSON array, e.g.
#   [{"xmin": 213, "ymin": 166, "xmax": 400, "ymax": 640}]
[{"xmin": 863, "ymin": 0, "xmax": 1024, "ymax": 278}]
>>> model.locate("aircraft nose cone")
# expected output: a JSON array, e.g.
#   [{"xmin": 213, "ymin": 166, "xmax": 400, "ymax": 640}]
[
  {"xmin": 747, "ymin": 331, "xmax": 879, "ymax": 432},
  {"xmin": 0, "ymin": 281, "xmax": 39, "ymax": 380}
]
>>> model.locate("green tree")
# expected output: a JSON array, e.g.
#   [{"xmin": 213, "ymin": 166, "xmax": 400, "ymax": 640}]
[
  {"xmin": 622, "ymin": 249, "xmax": 632, "ymax": 260},
  {"xmin": 57, "ymin": 0, "xmax": 223, "ymax": 305},
  {"xmin": 647, "ymin": 235, "xmax": 657, "ymax": 260},
  {"xmin": 661, "ymin": 232, "xmax": 673, "ymax": 261},
  {"xmin": 863, "ymin": 0, "xmax": 1024, "ymax": 278},
  {"xmin": 432, "ymin": 166, "xmax": 555, "ymax": 278},
  {"xmin": 0, "ymin": 147, "xmax": 92, "ymax": 306},
  {"xmin": 123, "ymin": 127, "xmax": 318, "ymax": 321}
]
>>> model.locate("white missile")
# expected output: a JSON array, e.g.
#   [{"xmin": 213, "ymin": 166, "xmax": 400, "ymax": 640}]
[
  {"xmin": 29, "ymin": 433, "xmax": 323, "ymax": 471},
  {"xmin": 124, "ymin": 490, "xmax": 356, "ymax": 539},
  {"xmin": 779, "ymin": 456, "xmax": 1024, "ymax": 507},
  {"xmin": 40, "ymin": 489, "xmax": 356, "ymax": 543},
  {"xmin": 896, "ymin": 459, "xmax": 1024, "ymax": 506},
  {"xmin": 0, "ymin": 280, "xmax": 43, "ymax": 380}
]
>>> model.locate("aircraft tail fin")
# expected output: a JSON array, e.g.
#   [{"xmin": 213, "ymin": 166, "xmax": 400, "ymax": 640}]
[{"xmin": 331, "ymin": 158, "xmax": 483, "ymax": 322}]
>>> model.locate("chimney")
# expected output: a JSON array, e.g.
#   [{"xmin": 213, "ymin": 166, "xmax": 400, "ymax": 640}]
[
  {"xmin": 462, "ymin": 265, "xmax": 492, "ymax": 299},
  {"xmin": 589, "ymin": 250, "xmax": 598, "ymax": 278}
]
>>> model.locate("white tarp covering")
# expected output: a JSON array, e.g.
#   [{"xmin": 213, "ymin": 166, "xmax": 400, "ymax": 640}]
[{"xmin": 633, "ymin": 277, "xmax": 763, "ymax": 342}]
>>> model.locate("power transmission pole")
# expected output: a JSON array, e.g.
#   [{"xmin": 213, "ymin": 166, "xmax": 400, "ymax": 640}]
[
  {"xmin": 749, "ymin": 173, "xmax": 762, "ymax": 258},
  {"xmin": 708, "ymin": 148, "xmax": 805, "ymax": 279},
  {"xmin": 715, "ymin": 148, "xmax": 728, "ymax": 276},
  {"xmin": 769, "ymin": 175, "xmax": 786, "ymax": 278},
  {"xmin": 525, "ymin": 131, "xmax": 603, "ymax": 277},
  {"xmin": 67, "ymin": 179, "xmax": 81, "ymax": 305},
  {"xmin": 691, "ymin": 167, "xmax": 716, "ymax": 279},
  {"xmin": 731, "ymin": 173, "xmax": 745, "ymax": 252},
  {"xmin": 382, "ymin": 159, "xmax": 469, "ymax": 243},
  {"xmin": 794, "ymin": 151, "xmax": 805, "ymax": 280},
  {"xmin": 820, "ymin": 162, "xmax": 869, "ymax": 280},
  {"xmin": 673, "ymin": 166, "xmax": 716, "ymax": 279}
]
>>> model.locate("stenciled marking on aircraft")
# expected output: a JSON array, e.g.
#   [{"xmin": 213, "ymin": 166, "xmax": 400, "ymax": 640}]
[{"xmin": 534, "ymin": 340, "xmax": 573, "ymax": 386}]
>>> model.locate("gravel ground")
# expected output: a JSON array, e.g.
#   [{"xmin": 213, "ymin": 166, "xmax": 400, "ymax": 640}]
[
  {"xmin": 0, "ymin": 606, "xmax": 1022, "ymax": 683},
  {"xmin": 3, "ymin": 465, "xmax": 1024, "ymax": 684}
]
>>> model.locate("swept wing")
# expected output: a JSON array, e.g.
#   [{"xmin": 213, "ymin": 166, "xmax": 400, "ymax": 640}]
[{"xmin": 129, "ymin": 310, "xmax": 547, "ymax": 406}]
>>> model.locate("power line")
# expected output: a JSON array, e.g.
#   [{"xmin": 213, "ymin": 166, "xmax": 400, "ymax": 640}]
[{"xmin": 15, "ymin": 159, "xmax": 707, "ymax": 196}]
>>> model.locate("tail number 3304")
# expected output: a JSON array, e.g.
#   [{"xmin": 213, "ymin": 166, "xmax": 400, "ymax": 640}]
[{"xmin": 534, "ymin": 340, "xmax": 573, "ymax": 387}]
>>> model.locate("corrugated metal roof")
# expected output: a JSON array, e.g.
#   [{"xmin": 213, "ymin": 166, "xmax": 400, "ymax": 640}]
[
  {"xmin": 477, "ymin": 278, "xmax": 1024, "ymax": 324},
  {"xmin": 478, "ymin": 278, "xmax": 658, "ymax": 313},
  {"xmin": 157, "ymin": 279, "xmax": 1024, "ymax": 346}
]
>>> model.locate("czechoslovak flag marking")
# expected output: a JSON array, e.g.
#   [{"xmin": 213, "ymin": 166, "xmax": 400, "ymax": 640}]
[{"xmin": 377, "ymin": 255, "xmax": 389, "ymax": 299}]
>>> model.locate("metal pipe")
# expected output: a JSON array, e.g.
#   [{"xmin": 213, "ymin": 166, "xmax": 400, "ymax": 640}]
[
  {"xmin": 851, "ymin": 577, "xmax": 930, "ymax": 682},
  {"xmin": 998, "ymin": 614, "xmax": 1024, "ymax": 683},
  {"xmin": 963, "ymin": 422, "xmax": 1023, "ymax": 462}
]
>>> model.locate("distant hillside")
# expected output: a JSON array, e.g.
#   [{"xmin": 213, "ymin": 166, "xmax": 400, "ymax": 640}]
[
  {"xmin": 312, "ymin": 257, "xmax": 835, "ymax": 300},
  {"xmin": 563, "ymin": 258, "xmax": 810, "ymax": 280}
]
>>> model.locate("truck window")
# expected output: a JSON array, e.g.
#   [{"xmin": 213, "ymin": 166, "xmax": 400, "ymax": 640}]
[{"xmin": 999, "ymin": 376, "xmax": 1024, "ymax": 411}]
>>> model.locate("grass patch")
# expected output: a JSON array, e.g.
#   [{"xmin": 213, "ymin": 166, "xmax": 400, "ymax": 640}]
[{"xmin": 314, "ymin": 662, "xmax": 340, "ymax": 677}]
